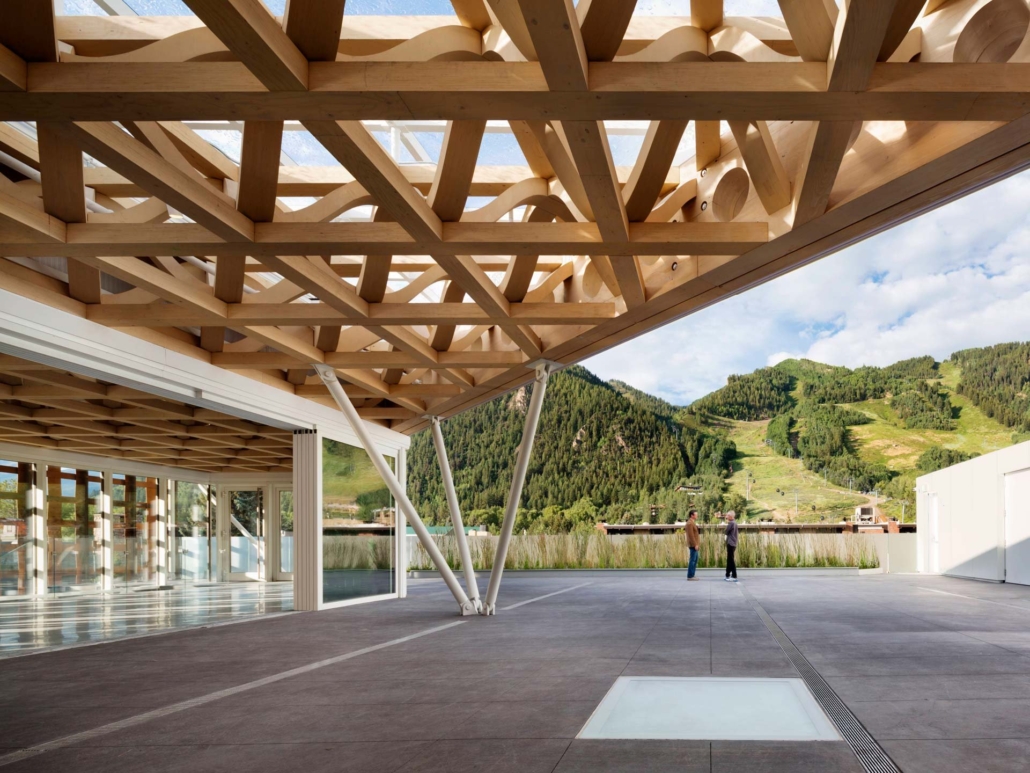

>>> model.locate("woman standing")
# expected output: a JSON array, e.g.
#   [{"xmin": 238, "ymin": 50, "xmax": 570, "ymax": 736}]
[{"xmin": 724, "ymin": 511, "xmax": 739, "ymax": 582}]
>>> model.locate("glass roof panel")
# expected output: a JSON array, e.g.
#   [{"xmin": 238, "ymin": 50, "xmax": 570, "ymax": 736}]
[
  {"xmin": 123, "ymin": 0, "xmax": 193, "ymax": 14},
  {"xmin": 61, "ymin": 0, "xmax": 107, "ymax": 15},
  {"xmin": 280, "ymin": 130, "xmax": 342, "ymax": 166},
  {"xmin": 478, "ymin": 132, "xmax": 529, "ymax": 167}
]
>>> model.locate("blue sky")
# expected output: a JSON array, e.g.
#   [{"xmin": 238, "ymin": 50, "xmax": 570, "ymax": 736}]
[{"xmin": 584, "ymin": 171, "xmax": 1030, "ymax": 406}]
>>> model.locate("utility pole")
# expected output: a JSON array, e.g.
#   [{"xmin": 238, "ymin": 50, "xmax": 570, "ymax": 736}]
[{"xmin": 901, "ymin": 502, "xmax": 906, "ymax": 523}]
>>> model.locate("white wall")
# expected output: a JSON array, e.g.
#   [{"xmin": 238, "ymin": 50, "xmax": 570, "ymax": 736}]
[{"xmin": 917, "ymin": 440, "xmax": 1030, "ymax": 582}]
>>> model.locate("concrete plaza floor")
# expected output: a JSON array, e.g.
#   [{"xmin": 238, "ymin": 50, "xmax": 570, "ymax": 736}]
[{"xmin": 1, "ymin": 571, "xmax": 1029, "ymax": 772}]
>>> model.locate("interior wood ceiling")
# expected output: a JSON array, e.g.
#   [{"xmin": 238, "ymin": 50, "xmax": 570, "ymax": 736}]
[
  {"xmin": 0, "ymin": 354, "xmax": 293, "ymax": 473},
  {"xmin": 1, "ymin": 0, "xmax": 1029, "ymax": 435}
]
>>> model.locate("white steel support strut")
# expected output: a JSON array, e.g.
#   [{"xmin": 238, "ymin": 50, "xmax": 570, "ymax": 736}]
[
  {"xmin": 430, "ymin": 417, "xmax": 481, "ymax": 612},
  {"xmin": 483, "ymin": 364, "xmax": 552, "ymax": 615},
  {"xmin": 312, "ymin": 365, "xmax": 477, "ymax": 616}
]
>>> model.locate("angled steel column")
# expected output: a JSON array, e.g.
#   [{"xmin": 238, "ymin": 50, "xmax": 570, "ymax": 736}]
[
  {"xmin": 430, "ymin": 416, "xmax": 481, "ymax": 612},
  {"xmin": 313, "ymin": 365, "xmax": 477, "ymax": 616},
  {"xmin": 483, "ymin": 364, "xmax": 552, "ymax": 615}
]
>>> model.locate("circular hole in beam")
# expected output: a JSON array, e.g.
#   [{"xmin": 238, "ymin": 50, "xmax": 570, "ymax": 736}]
[
  {"xmin": 955, "ymin": 0, "xmax": 1030, "ymax": 63},
  {"xmin": 712, "ymin": 167, "xmax": 750, "ymax": 222}
]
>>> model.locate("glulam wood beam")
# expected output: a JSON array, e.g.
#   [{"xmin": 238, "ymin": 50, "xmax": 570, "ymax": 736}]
[
  {"xmin": 57, "ymin": 122, "xmax": 255, "ymax": 242},
  {"xmin": 182, "ymin": 0, "xmax": 308, "ymax": 91}
]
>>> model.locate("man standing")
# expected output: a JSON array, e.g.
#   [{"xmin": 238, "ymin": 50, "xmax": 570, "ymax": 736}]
[
  {"xmin": 724, "ymin": 510, "xmax": 739, "ymax": 582},
  {"xmin": 686, "ymin": 510, "xmax": 700, "ymax": 581}
]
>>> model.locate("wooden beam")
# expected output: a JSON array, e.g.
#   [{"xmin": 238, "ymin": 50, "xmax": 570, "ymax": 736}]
[
  {"xmin": 12, "ymin": 62, "xmax": 1030, "ymax": 122},
  {"xmin": 0, "ymin": 1, "xmax": 58, "ymax": 63},
  {"xmin": 303, "ymin": 120, "xmax": 443, "ymax": 243},
  {"xmin": 793, "ymin": 121, "xmax": 855, "ymax": 226},
  {"xmin": 695, "ymin": 120, "xmax": 721, "ymax": 172},
  {"xmin": 430, "ymin": 280, "xmax": 467, "ymax": 352},
  {"xmin": 0, "ymin": 189, "xmax": 65, "ymax": 242},
  {"xmin": 562, "ymin": 120, "xmax": 629, "ymax": 242},
  {"xmin": 182, "ymin": 0, "xmax": 308, "ymax": 91},
  {"xmin": 690, "ymin": 0, "xmax": 723, "ymax": 33},
  {"xmin": 517, "ymin": 0, "xmax": 588, "ymax": 91},
  {"xmin": 0, "ymin": 43, "xmax": 27, "ymax": 92},
  {"xmin": 37, "ymin": 121, "xmax": 100, "ymax": 304},
  {"xmin": 608, "ymin": 255, "xmax": 646, "ymax": 308},
  {"xmin": 451, "ymin": 0, "xmax": 492, "ymax": 31},
  {"xmin": 202, "ymin": 254, "xmax": 248, "ymax": 352},
  {"xmin": 827, "ymin": 0, "xmax": 896, "ymax": 92},
  {"xmin": 728, "ymin": 121, "xmax": 791, "ymax": 215},
  {"xmin": 158, "ymin": 122, "xmax": 240, "ymax": 181},
  {"xmin": 777, "ymin": 0, "xmax": 837, "ymax": 62},
  {"xmin": 283, "ymin": 0, "xmax": 347, "ymax": 62},
  {"xmin": 58, "ymin": 122, "xmax": 255, "ymax": 243},
  {"xmin": 577, "ymin": 0, "xmax": 637, "ymax": 62},
  {"xmin": 0, "ymin": 122, "xmax": 37, "ymax": 168},
  {"xmin": 236, "ymin": 121, "xmax": 284, "ymax": 222},
  {"xmin": 212, "ymin": 350, "xmax": 526, "ymax": 369},
  {"xmin": 79, "ymin": 256, "xmax": 227, "ymax": 318},
  {"xmin": 428, "ymin": 121, "xmax": 487, "ymax": 221},
  {"xmin": 623, "ymin": 120, "xmax": 689, "ymax": 222},
  {"xmin": 4, "ymin": 220, "xmax": 770, "ymax": 257},
  {"xmin": 87, "ymin": 301, "xmax": 617, "ymax": 327},
  {"xmin": 794, "ymin": 0, "xmax": 895, "ymax": 223},
  {"xmin": 879, "ymin": 0, "xmax": 924, "ymax": 62},
  {"xmin": 37, "ymin": 122, "xmax": 86, "ymax": 224}
]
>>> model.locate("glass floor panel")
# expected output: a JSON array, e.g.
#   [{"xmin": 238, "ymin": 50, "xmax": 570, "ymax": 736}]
[{"xmin": 579, "ymin": 677, "xmax": 841, "ymax": 742}]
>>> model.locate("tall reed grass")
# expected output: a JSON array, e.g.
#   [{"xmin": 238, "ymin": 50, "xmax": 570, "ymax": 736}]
[
  {"xmin": 407, "ymin": 531, "xmax": 879, "ymax": 571},
  {"xmin": 323, "ymin": 535, "xmax": 393, "ymax": 570}
]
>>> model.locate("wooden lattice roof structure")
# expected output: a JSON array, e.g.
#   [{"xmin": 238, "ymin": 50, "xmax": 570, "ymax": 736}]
[
  {"xmin": 0, "ymin": 354, "xmax": 293, "ymax": 473},
  {"xmin": 0, "ymin": 0, "xmax": 1028, "ymax": 435}
]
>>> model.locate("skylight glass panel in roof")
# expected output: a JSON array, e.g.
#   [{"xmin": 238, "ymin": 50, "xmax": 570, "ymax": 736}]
[
  {"xmin": 61, "ymin": 1, "xmax": 106, "ymax": 15},
  {"xmin": 605, "ymin": 122, "xmax": 647, "ymax": 168},
  {"xmin": 477, "ymin": 132, "xmax": 529, "ymax": 167},
  {"xmin": 124, "ymin": 0, "xmax": 193, "ymax": 14},
  {"xmin": 341, "ymin": 0, "xmax": 457, "ymax": 14},
  {"xmin": 280, "ymin": 130, "xmax": 341, "ymax": 166},
  {"xmin": 194, "ymin": 130, "xmax": 243, "ymax": 164}
]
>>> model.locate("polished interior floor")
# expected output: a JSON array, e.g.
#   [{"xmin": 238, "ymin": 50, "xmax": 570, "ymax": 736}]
[
  {"xmin": 2, "ymin": 572, "xmax": 1029, "ymax": 772},
  {"xmin": 0, "ymin": 583, "xmax": 293, "ymax": 657}
]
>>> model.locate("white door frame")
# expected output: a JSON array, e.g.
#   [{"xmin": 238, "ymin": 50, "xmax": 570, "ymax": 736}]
[
  {"xmin": 1003, "ymin": 467, "xmax": 1030, "ymax": 586},
  {"xmin": 270, "ymin": 484, "xmax": 293, "ymax": 582},
  {"xmin": 929, "ymin": 493, "xmax": 940, "ymax": 574},
  {"xmin": 218, "ymin": 484, "xmax": 267, "ymax": 582}
]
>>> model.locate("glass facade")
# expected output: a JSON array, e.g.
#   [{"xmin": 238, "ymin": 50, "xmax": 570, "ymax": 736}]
[
  {"xmin": 45, "ymin": 467, "xmax": 102, "ymax": 593},
  {"xmin": 279, "ymin": 489, "xmax": 294, "ymax": 575},
  {"xmin": 0, "ymin": 443, "xmax": 402, "ymax": 601},
  {"xmin": 228, "ymin": 489, "xmax": 264, "ymax": 579},
  {"xmin": 0, "ymin": 461, "xmax": 36, "ymax": 597},
  {"xmin": 173, "ymin": 481, "xmax": 213, "ymax": 582},
  {"xmin": 321, "ymin": 438, "xmax": 395, "ymax": 605},
  {"xmin": 111, "ymin": 474, "xmax": 160, "ymax": 588}
]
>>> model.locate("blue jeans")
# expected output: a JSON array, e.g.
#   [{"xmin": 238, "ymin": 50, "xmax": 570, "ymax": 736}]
[{"xmin": 688, "ymin": 547, "xmax": 699, "ymax": 578}]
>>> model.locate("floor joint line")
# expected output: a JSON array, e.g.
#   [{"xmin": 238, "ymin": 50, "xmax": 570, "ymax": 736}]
[
  {"xmin": 0, "ymin": 619, "xmax": 467, "ymax": 768},
  {"xmin": 739, "ymin": 584, "xmax": 902, "ymax": 773}
]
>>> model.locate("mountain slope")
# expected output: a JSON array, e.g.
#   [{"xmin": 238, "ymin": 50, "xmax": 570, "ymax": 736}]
[
  {"xmin": 406, "ymin": 344, "xmax": 1028, "ymax": 528},
  {"xmin": 407, "ymin": 365, "xmax": 733, "ymax": 525}
]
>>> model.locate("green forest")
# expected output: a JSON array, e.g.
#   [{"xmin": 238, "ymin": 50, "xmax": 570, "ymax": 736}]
[{"xmin": 406, "ymin": 344, "xmax": 1030, "ymax": 530}]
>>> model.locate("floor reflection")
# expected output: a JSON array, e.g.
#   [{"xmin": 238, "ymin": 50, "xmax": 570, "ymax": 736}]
[{"xmin": 0, "ymin": 583, "xmax": 293, "ymax": 657}]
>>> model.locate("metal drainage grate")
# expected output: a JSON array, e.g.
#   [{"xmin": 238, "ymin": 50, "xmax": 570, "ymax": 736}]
[{"xmin": 739, "ymin": 585, "xmax": 901, "ymax": 773}]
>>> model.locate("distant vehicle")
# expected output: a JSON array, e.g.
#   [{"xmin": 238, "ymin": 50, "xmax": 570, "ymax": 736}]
[{"xmin": 854, "ymin": 506, "xmax": 876, "ymax": 524}]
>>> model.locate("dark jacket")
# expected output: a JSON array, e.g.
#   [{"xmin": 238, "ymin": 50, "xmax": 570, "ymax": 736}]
[{"xmin": 725, "ymin": 520, "xmax": 739, "ymax": 548}]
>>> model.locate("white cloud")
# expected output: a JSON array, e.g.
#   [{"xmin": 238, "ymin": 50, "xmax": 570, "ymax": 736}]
[{"xmin": 584, "ymin": 171, "xmax": 1030, "ymax": 405}]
